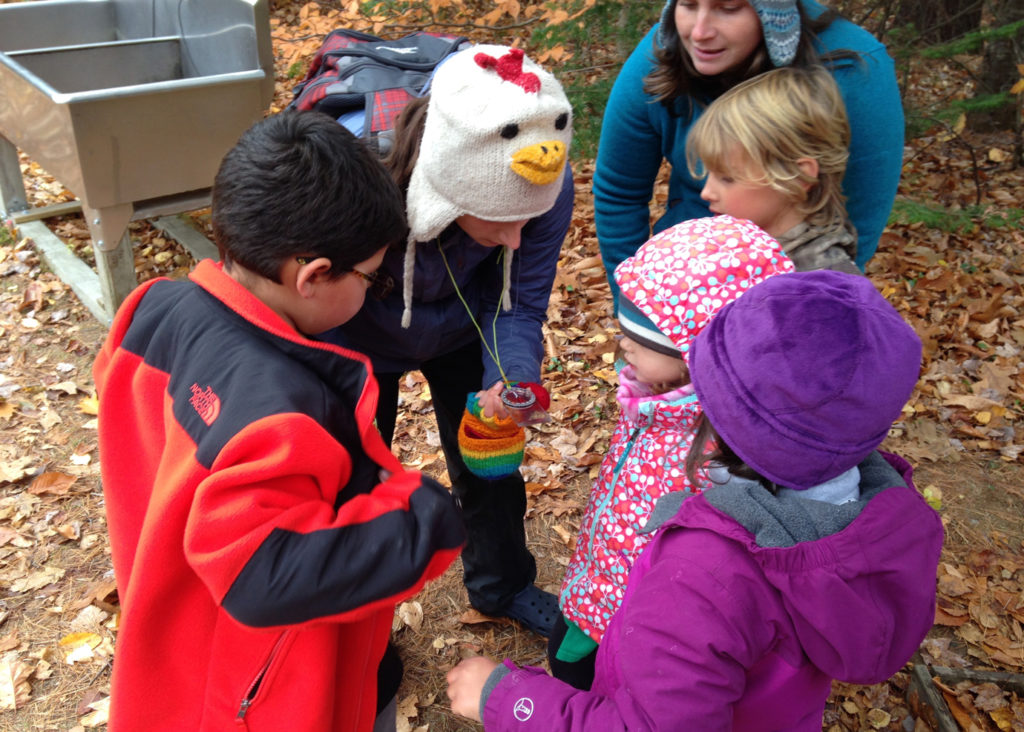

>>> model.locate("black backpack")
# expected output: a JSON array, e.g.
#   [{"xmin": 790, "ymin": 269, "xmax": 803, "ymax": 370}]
[{"xmin": 289, "ymin": 28, "xmax": 470, "ymax": 155}]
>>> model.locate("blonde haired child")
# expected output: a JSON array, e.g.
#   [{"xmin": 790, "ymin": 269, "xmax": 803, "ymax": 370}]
[
  {"xmin": 687, "ymin": 65, "xmax": 862, "ymax": 275},
  {"xmin": 547, "ymin": 215, "xmax": 794, "ymax": 688}
]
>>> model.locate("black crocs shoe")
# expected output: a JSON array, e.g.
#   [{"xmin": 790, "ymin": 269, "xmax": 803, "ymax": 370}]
[{"xmin": 499, "ymin": 585, "xmax": 558, "ymax": 638}]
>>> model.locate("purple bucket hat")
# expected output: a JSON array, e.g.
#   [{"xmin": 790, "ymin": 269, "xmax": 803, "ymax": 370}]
[{"xmin": 689, "ymin": 270, "xmax": 922, "ymax": 490}]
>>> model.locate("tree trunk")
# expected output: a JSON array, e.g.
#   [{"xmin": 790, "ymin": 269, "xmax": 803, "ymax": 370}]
[
  {"xmin": 970, "ymin": 0, "xmax": 1024, "ymax": 133},
  {"xmin": 895, "ymin": 0, "xmax": 983, "ymax": 43}
]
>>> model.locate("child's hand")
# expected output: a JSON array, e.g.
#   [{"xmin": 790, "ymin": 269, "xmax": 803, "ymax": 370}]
[
  {"xmin": 475, "ymin": 382, "xmax": 508, "ymax": 420},
  {"xmin": 446, "ymin": 656, "xmax": 499, "ymax": 722}
]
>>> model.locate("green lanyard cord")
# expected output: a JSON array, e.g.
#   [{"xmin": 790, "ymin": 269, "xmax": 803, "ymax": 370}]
[{"xmin": 437, "ymin": 239, "xmax": 511, "ymax": 387}]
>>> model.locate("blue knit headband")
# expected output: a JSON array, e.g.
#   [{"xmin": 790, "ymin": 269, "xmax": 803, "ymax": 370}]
[
  {"xmin": 657, "ymin": 0, "xmax": 800, "ymax": 68},
  {"xmin": 618, "ymin": 298, "xmax": 683, "ymax": 358}
]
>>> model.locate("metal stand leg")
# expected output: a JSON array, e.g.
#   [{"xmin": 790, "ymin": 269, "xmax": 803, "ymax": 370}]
[
  {"xmin": 93, "ymin": 231, "xmax": 137, "ymax": 322},
  {"xmin": 84, "ymin": 203, "xmax": 138, "ymax": 321},
  {"xmin": 1, "ymin": 136, "xmax": 117, "ymax": 324},
  {"xmin": 0, "ymin": 134, "xmax": 28, "ymax": 217}
]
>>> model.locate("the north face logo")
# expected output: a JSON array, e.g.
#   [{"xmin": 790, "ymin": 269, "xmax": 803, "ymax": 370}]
[{"xmin": 189, "ymin": 383, "xmax": 221, "ymax": 426}]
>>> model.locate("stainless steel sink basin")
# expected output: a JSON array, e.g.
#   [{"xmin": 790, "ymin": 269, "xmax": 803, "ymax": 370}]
[{"xmin": 0, "ymin": 0, "xmax": 274, "ymax": 322}]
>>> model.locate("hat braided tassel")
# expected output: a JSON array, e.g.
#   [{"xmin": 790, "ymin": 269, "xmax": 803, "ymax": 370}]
[
  {"xmin": 502, "ymin": 246, "xmax": 513, "ymax": 311},
  {"xmin": 401, "ymin": 234, "xmax": 417, "ymax": 328}
]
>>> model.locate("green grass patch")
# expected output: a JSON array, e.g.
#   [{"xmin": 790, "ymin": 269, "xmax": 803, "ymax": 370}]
[
  {"xmin": 0, "ymin": 222, "xmax": 16, "ymax": 247},
  {"xmin": 889, "ymin": 199, "xmax": 1024, "ymax": 233}
]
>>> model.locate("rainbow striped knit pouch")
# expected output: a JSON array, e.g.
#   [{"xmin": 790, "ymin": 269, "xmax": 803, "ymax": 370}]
[{"xmin": 457, "ymin": 392, "xmax": 525, "ymax": 480}]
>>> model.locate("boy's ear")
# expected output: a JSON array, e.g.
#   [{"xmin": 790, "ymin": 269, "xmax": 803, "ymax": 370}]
[
  {"xmin": 294, "ymin": 257, "xmax": 333, "ymax": 298},
  {"xmin": 796, "ymin": 157, "xmax": 819, "ymax": 189}
]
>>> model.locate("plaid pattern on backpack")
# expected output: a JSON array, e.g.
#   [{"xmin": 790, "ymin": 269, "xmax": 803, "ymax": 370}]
[{"xmin": 289, "ymin": 29, "xmax": 470, "ymax": 155}]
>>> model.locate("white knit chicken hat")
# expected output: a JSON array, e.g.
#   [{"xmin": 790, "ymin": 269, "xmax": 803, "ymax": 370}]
[{"xmin": 401, "ymin": 45, "xmax": 572, "ymax": 327}]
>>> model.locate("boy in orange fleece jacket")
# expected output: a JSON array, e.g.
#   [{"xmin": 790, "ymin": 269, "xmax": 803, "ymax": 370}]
[{"xmin": 94, "ymin": 111, "xmax": 464, "ymax": 731}]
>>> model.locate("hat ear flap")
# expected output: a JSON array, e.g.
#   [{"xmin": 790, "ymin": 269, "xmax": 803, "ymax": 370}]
[
  {"xmin": 750, "ymin": 0, "xmax": 801, "ymax": 66},
  {"xmin": 656, "ymin": 0, "xmax": 679, "ymax": 49},
  {"xmin": 406, "ymin": 163, "xmax": 464, "ymax": 243}
]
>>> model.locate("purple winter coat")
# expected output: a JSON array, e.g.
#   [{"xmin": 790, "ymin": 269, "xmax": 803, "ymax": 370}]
[{"xmin": 481, "ymin": 452, "xmax": 943, "ymax": 731}]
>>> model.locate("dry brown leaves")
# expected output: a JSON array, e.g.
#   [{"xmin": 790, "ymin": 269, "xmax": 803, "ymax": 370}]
[
  {"xmin": 930, "ymin": 549, "xmax": 1024, "ymax": 672},
  {"xmin": 0, "ymin": 240, "xmax": 116, "ymax": 728},
  {"xmin": 871, "ymin": 224, "xmax": 1024, "ymax": 466},
  {"xmin": 870, "ymin": 53, "xmax": 1024, "ymax": 470},
  {"xmin": 266, "ymin": 0, "xmax": 573, "ymax": 117},
  {"xmin": 2, "ymin": 6, "xmax": 1024, "ymax": 731},
  {"xmin": 928, "ymin": 676, "xmax": 1024, "ymax": 732}
]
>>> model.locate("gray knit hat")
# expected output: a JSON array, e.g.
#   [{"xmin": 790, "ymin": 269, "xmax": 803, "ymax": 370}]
[{"xmin": 657, "ymin": 0, "xmax": 800, "ymax": 68}]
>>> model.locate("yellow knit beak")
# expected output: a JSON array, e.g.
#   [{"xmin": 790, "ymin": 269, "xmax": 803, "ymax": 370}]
[{"xmin": 510, "ymin": 140, "xmax": 567, "ymax": 185}]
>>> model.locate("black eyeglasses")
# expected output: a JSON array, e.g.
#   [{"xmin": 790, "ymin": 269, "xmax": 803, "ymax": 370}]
[
  {"xmin": 295, "ymin": 256, "xmax": 394, "ymax": 299},
  {"xmin": 348, "ymin": 267, "xmax": 394, "ymax": 299}
]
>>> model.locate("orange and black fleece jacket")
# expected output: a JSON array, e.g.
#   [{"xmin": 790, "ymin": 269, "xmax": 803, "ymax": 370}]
[{"xmin": 93, "ymin": 260, "xmax": 465, "ymax": 731}]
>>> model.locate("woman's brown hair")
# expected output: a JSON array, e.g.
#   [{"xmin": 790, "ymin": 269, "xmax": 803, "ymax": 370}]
[
  {"xmin": 382, "ymin": 95, "xmax": 430, "ymax": 192},
  {"xmin": 644, "ymin": 4, "xmax": 845, "ymax": 112},
  {"xmin": 685, "ymin": 412, "xmax": 778, "ymax": 494}
]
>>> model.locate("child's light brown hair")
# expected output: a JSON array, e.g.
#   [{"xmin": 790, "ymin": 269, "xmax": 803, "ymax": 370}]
[{"xmin": 686, "ymin": 66, "xmax": 851, "ymax": 228}]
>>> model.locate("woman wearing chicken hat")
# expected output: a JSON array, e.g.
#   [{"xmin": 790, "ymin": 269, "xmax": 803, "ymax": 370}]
[
  {"xmin": 594, "ymin": 0, "xmax": 904, "ymax": 308},
  {"xmin": 321, "ymin": 45, "xmax": 573, "ymax": 639}
]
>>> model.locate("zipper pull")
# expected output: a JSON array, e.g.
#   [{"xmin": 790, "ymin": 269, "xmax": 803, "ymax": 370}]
[{"xmin": 236, "ymin": 698, "xmax": 252, "ymax": 720}]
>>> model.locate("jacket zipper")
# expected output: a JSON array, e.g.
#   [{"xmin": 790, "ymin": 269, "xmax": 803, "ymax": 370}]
[
  {"xmin": 237, "ymin": 632, "xmax": 288, "ymax": 721},
  {"xmin": 561, "ymin": 420, "xmax": 648, "ymax": 598}
]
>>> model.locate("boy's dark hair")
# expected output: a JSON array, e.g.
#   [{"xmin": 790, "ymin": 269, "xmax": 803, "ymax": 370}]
[
  {"xmin": 686, "ymin": 412, "xmax": 778, "ymax": 495},
  {"xmin": 211, "ymin": 110, "xmax": 408, "ymax": 283}
]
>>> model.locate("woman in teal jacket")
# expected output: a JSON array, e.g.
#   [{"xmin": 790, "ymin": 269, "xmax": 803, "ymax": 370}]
[{"xmin": 594, "ymin": 0, "xmax": 903, "ymax": 307}]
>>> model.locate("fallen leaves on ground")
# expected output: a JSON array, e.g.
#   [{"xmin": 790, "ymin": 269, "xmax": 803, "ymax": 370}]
[{"xmin": 2, "ymin": 5, "xmax": 1024, "ymax": 730}]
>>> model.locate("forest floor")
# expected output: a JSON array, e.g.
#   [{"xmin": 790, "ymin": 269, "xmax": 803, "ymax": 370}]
[{"xmin": 1, "ymin": 4, "xmax": 1024, "ymax": 730}]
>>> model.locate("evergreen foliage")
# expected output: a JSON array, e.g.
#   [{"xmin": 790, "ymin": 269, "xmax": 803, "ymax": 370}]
[
  {"xmin": 919, "ymin": 19, "xmax": 1024, "ymax": 59},
  {"xmin": 886, "ymin": 13, "xmax": 1022, "ymax": 232},
  {"xmin": 529, "ymin": 1, "xmax": 662, "ymax": 158}
]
